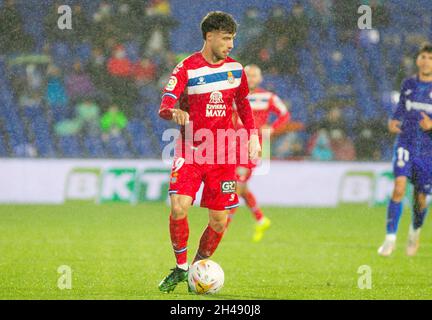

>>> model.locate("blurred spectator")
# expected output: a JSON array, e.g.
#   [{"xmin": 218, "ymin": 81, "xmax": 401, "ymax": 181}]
[
  {"xmin": 88, "ymin": 47, "xmax": 109, "ymax": 90},
  {"xmin": 146, "ymin": 0, "xmax": 171, "ymax": 16},
  {"xmin": 319, "ymin": 106, "xmax": 348, "ymax": 135},
  {"xmin": 107, "ymin": 45, "xmax": 137, "ymax": 113},
  {"xmin": 270, "ymin": 36, "xmax": 298, "ymax": 75},
  {"xmin": 19, "ymin": 89, "xmax": 42, "ymax": 108},
  {"xmin": 237, "ymin": 7, "xmax": 263, "ymax": 47},
  {"xmin": 91, "ymin": 1, "xmax": 116, "ymax": 48},
  {"xmin": 65, "ymin": 61, "xmax": 96, "ymax": 102},
  {"xmin": 144, "ymin": 0, "xmax": 177, "ymax": 55},
  {"xmin": 114, "ymin": 2, "xmax": 136, "ymax": 42},
  {"xmin": 133, "ymin": 57, "xmax": 157, "ymax": 85},
  {"xmin": 329, "ymin": 129, "xmax": 356, "ymax": 161},
  {"xmin": 25, "ymin": 64, "xmax": 43, "ymax": 92},
  {"xmin": 309, "ymin": 106, "xmax": 348, "ymax": 138},
  {"xmin": 309, "ymin": 0, "xmax": 332, "ymax": 36},
  {"xmin": 332, "ymin": 0, "xmax": 358, "ymax": 43},
  {"xmin": 264, "ymin": 5, "xmax": 288, "ymax": 43},
  {"xmin": 101, "ymin": 104, "xmax": 128, "ymax": 137},
  {"xmin": 14, "ymin": 143, "xmax": 38, "ymax": 157},
  {"xmin": 310, "ymin": 129, "xmax": 334, "ymax": 161},
  {"xmin": 286, "ymin": 3, "xmax": 309, "ymax": 47},
  {"xmin": 107, "ymin": 45, "xmax": 132, "ymax": 78},
  {"xmin": 354, "ymin": 119, "xmax": 388, "ymax": 160},
  {"xmin": 76, "ymin": 99, "xmax": 101, "ymax": 136},
  {"xmin": 69, "ymin": 4, "xmax": 91, "ymax": 44},
  {"xmin": 0, "ymin": 0, "xmax": 33, "ymax": 54},
  {"xmin": 45, "ymin": 65, "xmax": 68, "ymax": 107},
  {"xmin": 272, "ymin": 132, "xmax": 304, "ymax": 158},
  {"xmin": 55, "ymin": 118, "xmax": 81, "ymax": 136},
  {"xmin": 45, "ymin": 65, "xmax": 69, "ymax": 122}
]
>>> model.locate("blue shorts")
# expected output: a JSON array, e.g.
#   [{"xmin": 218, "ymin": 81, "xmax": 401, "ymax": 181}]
[{"xmin": 393, "ymin": 146, "xmax": 432, "ymax": 194}]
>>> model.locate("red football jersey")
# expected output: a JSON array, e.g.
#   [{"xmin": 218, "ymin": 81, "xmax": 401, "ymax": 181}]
[
  {"xmin": 159, "ymin": 52, "xmax": 256, "ymax": 163},
  {"xmin": 234, "ymin": 87, "xmax": 290, "ymax": 134}
]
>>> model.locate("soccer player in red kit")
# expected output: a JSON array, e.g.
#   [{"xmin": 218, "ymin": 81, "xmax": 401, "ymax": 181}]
[
  {"xmin": 158, "ymin": 11, "xmax": 261, "ymax": 293},
  {"xmin": 229, "ymin": 64, "xmax": 290, "ymax": 242}
]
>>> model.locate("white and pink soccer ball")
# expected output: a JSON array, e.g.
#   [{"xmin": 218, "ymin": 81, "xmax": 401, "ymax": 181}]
[{"xmin": 188, "ymin": 259, "xmax": 224, "ymax": 295}]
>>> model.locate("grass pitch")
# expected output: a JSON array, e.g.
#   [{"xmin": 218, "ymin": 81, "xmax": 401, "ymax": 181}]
[{"xmin": 0, "ymin": 203, "xmax": 431, "ymax": 300}]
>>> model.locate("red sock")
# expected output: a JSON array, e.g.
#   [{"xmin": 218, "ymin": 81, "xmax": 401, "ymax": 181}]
[
  {"xmin": 226, "ymin": 207, "xmax": 237, "ymax": 228},
  {"xmin": 169, "ymin": 215, "xmax": 189, "ymax": 265},
  {"xmin": 194, "ymin": 225, "xmax": 224, "ymax": 263},
  {"xmin": 244, "ymin": 190, "xmax": 264, "ymax": 221}
]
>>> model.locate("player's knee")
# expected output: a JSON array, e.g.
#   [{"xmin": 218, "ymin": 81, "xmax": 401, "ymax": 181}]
[
  {"xmin": 392, "ymin": 187, "xmax": 405, "ymax": 201},
  {"xmin": 237, "ymin": 185, "xmax": 247, "ymax": 198},
  {"xmin": 209, "ymin": 216, "xmax": 227, "ymax": 233},
  {"xmin": 415, "ymin": 194, "xmax": 428, "ymax": 211},
  {"xmin": 392, "ymin": 182, "xmax": 406, "ymax": 201},
  {"xmin": 171, "ymin": 202, "xmax": 188, "ymax": 219}
]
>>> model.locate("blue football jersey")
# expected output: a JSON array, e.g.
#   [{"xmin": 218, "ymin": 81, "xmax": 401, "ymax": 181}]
[{"xmin": 392, "ymin": 75, "xmax": 432, "ymax": 157}]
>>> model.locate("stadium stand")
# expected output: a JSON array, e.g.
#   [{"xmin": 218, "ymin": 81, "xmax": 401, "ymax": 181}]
[{"xmin": 0, "ymin": 0, "xmax": 431, "ymax": 160}]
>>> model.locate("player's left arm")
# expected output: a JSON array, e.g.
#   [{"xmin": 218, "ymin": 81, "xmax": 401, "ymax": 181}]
[
  {"xmin": 267, "ymin": 94, "xmax": 291, "ymax": 134},
  {"xmin": 235, "ymin": 71, "xmax": 261, "ymax": 160},
  {"xmin": 420, "ymin": 112, "xmax": 432, "ymax": 133}
]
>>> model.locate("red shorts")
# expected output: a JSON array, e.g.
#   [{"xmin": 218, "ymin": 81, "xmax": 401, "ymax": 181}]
[{"xmin": 168, "ymin": 156, "xmax": 239, "ymax": 211}]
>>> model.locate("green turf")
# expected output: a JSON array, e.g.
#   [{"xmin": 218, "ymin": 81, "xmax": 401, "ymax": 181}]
[{"xmin": 0, "ymin": 202, "xmax": 431, "ymax": 300}]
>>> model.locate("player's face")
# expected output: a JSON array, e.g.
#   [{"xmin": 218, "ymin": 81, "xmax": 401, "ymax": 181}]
[
  {"xmin": 209, "ymin": 31, "xmax": 235, "ymax": 61},
  {"xmin": 245, "ymin": 67, "xmax": 262, "ymax": 90},
  {"xmin": 416, "ymin": 52, "xmax": 432, "ymax": 77}
]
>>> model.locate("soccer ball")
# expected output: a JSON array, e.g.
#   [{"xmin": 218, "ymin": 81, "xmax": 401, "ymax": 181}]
[{"xmin": 188, "ymin": 259, "xmax": 224, "ymax": 295}]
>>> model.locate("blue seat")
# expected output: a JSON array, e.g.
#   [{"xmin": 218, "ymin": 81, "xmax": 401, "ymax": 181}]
[
  {"xmin": 83, "ymin": 135, "xmax": 106, "ymax": 158},
  {"xmin": 51, "ymin": 42, "xmax": 72, "ymax": 68},
  {"xmin": 75, "ymin": 42, "xmax": 92, "ymax": 64},
  {"xmin": 125, "ymin": 41, "xmax": 141, "ymax": 63},
  {"xmin": 58, "ymin": 135, "xmax": 82, "ymax": 158},
  {"xmin": 127, "ymin": 120, "xmax": 157, "ymax": 157},
  {"xmin": 0, "ymin": 132, "xmax": 7, "ymax": 156},
  {"xmin": 105, "ymin": 134, "xmax": 132, "ymax": 158}
]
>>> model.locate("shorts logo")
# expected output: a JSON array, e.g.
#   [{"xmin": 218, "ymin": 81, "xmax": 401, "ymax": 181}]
[
  {"xmin": 227, "ymin": 71, "xmax": 235, "ymax": 84},
  {"xmin": 165, "ymin": 76, "xmax": 177, "ymax": 91},
  {"xmin": 221, "ymin": 180, "xmax": 236, "ymax": 193}
]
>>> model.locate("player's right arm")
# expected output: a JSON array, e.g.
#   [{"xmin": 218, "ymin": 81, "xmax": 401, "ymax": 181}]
[
  {"xmin": 389, "ymin": 80, "xmax": 408, "ymax": 134},
  {"xmin": 158, "ymin": 62, "xmax": 189, "ymax": 125}
]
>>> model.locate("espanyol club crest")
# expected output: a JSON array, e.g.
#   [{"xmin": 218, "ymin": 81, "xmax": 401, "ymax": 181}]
[{"xmin": 227, "ymin": 71, "xmax": 235, "ymax": 84}]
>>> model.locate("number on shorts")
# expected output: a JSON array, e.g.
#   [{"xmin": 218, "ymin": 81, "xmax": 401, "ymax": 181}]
[
  {"xmin": 396, "ymin": 147, "xmax": 409, "ymax": 168},
  {"xmin": 173, "ymin": 157, "xmax": 185, "ymax": 172}
]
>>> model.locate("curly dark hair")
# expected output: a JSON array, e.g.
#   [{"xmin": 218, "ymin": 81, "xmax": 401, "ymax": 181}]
[{"xmin": 200, "ymin": 11, "xmax": 238, "ymax": 40}]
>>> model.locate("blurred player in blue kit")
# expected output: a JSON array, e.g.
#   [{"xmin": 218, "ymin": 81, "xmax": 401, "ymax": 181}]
[{"xmin": 378, "ymin": 43, "xmax": 432, "ymax": 257}]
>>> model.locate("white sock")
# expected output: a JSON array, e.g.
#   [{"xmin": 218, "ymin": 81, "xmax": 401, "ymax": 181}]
[
  {"xmin": 177, "ymin": 263, "xmax": 188, "ymax": 271},
  {"xmin": 409, "ymin": 224, "xmax": 421, "ymax": 236},
  {"xmin": 385, "ymin": 234, "xmax": 397, "ymax": 242}
]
